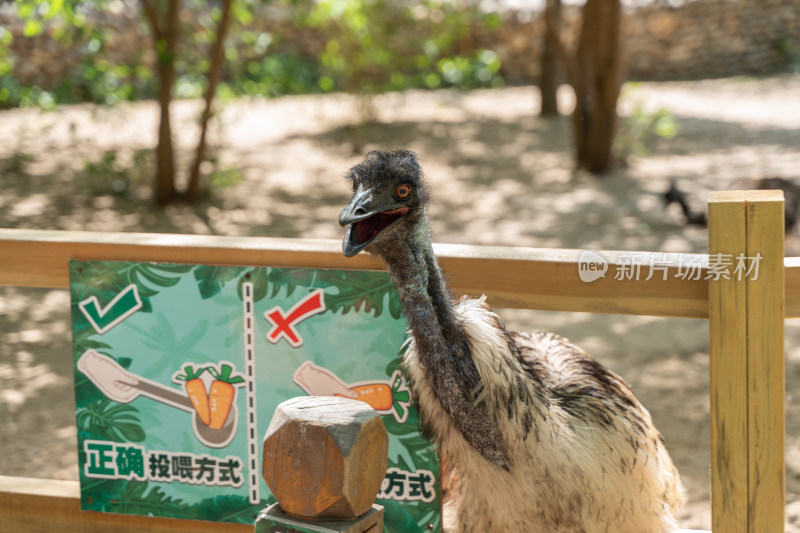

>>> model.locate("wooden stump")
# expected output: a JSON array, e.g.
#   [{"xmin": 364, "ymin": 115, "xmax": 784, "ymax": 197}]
[{"xmin": 262, "ymin": 396, "xmax": 389, "ymax": 521}]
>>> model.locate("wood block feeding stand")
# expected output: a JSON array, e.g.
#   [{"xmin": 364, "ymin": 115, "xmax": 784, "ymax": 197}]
[{"xmin": 257, "ymin": 396, "xmax": 389, "ymax": 533}]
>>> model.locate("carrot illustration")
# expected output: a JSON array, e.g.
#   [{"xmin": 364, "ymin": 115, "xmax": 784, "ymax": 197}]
[
  {"xmin": 173, "ymin": 365, "xmax": 210, "ymax": 426},
  {"xmin": 292, "ymin": 361, "xmax": 413, "ymax": 424},
  {"xmin": 337, "ymin": 383, "xmax": 393, "ymax": 411},
  {"xmin": 206, "ymin": 364, "xmax": 245, "ymax": 429}
]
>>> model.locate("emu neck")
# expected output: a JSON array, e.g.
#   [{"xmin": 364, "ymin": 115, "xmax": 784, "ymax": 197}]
[
  {"xmin": 380, "ymin": 223, "xmax": 462, "ymax": 354},
  {"xmin": 376, "ymin": 216, "xmax": 510, "ymax": 469}
]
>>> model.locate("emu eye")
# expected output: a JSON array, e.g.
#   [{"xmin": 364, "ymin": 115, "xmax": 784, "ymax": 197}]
[{"xmin": 395, "ymin": 184, "xmax": 411, "ymax": 199}]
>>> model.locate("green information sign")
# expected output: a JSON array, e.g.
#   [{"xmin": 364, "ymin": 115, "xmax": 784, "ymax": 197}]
[{"xmin": 70, "ymin": 260, "xmax": 441, "ymax": 531}]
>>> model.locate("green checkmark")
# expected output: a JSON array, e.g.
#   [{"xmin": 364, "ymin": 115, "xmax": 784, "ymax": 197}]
[{"xmin": 79, "ymin": 284, "xmax": 143, "ymax": 334}]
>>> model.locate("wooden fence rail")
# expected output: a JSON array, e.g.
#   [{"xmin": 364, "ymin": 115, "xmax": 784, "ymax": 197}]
[
  {"xmin": 0, "ymin": 476, "xmax": 250, "ymax": 533},
  {"xmin": 4, "ymin": 227, "xmax": 800, "ymax": 318},
  {"xmin": 0, "ymin": 190, "xmax": 791, "ymax": 532}
]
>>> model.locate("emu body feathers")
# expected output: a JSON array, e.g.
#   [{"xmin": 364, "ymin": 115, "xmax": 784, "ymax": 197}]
[
  {"xmin": 339, "ymin": 149, "xmax": 685, "ymax": 532},
  {"xmin": 407, "ymin": 298, "xmax": 684, "ymax": 531}
]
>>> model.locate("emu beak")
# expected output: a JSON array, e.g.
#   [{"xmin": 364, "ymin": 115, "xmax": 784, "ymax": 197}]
[
  {"xmin": 340, "ymin": 185, "xmax": 378, "ymax": 258},
  {"xmin": 339, "ymin": 185, "xmax": 409, "ymax": 258},
  {"xmin": 339, "ymin": 184, "xmax": 375, "ymax": 228}
]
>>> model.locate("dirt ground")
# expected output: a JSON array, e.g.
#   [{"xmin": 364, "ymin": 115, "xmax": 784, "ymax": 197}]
[{"xmin": 2, "ymin": 75, "xmax": 800, "ymax": 531}]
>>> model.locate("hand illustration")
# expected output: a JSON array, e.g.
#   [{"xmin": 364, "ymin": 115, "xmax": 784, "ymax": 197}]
[
  {"xmin": 293, "ymin": 361, "xmax": 358, "ymax": 399},
  {"xmin": 77, "ymin": 349, "xmax": 141, "ymax": 403}
]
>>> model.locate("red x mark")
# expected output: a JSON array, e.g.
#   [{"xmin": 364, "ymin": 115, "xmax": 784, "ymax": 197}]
[{"xmin": 264, "ymin": 289, "xmax": 326, "ymax": 347}]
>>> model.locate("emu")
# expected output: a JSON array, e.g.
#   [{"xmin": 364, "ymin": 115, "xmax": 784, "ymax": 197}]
[{"xmin": 339, "ymin": 149, "xmax": 685, "ymax": 532}]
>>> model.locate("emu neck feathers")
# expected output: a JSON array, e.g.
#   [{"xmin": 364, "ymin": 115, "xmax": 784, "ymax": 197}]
[{"xmin": 378, "ymin": 222, "xmax": 510, "ymax": 469}]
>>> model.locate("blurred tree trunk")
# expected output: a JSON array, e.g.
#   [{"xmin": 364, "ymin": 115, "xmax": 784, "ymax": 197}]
[
  {"xmin": 457, "ymin": 0, "xmax": 475, "ymax": 56},
  {"xmin": 546, "ymin": 0, "xmax": 622, "ymax": 174},
  {"xmin": 186, "ymin": 0, "xmax": 235, "ymax": 202},
  {"xmin": 142, "ymin": 0, "xmax": 181, "ymax": 205},
  {"xmin": 539, "ymin": 0, "xmax": 561, "ymax": 116},
  {"xmin": 572, "ymin": 0, "xmax": 621, "ymax": 173}
]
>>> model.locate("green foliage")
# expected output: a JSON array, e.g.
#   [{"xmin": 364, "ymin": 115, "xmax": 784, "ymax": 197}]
[
  {"xmin": 72, "ymin": 52, "xmax": 154, "ymax": 105},
  {"xmin": 383, "ymin": 497, "xmax": 440, "ymax": 532},
  {"xmin": 189, "ymin": 494, "xmax": 269, "ymax": 523},
  {"xmin": 112, "ymin": 481, "xmax": 190, "ymax": 517},
  {"xmin": 192, "ymin": 266, "xmax": 400, "ymax": 319},
  {"xmin": 436, "ymin": 49, "xmax": 502, "ymax": 90},
  {"xmin": 236, "ymin": 267, "xmax": 269, "ymax": 302},
  {"xmin": 1, "ymin": 0, "xmax": 110, "ymax": 108},
  {"xmin": 0, "ymin": 79, "xmax": 60, "ymax": 109},
  {"xmin": 76, "ymin": 398, "xmax": 147, "ymax": 442},
  {"xmin": 302, "ymin": 0, "xmax": 504, "ymax": 99},
  {"xmin": 195, "ymin": 265, "xmax": 403, "ymax": 318},
  {"xmin": 79, "ymin": 477, "xmax": 127, "ymax": 511},
  {"xmin": 773, "ymin": 36, "xmax": 800, "ymax": 71},
  {"xmin": 70, "ymin": 261, "xmax": 192, "ymax": 318},
  {"xmin": 202, "ymin": 151, "xmax": 245, "ymax": 193},
  {"xmin": 303, "ymin": 0, "xmax": 402, "ymax": 94},
  {"xmin": 194, "ymin": 265, "xmax": 243, "ymax": 299},
  {"xmin": 82, "ymin": 148, "xmax": 152, "ymax": 196},
  {"xmin": 78, "ymin": 144, "xmax": 239, "ymax": 199},
  {"xmin": 614, "ymin": 83, "xmax": 679, "ymax": 161},
  {"xmin": 324, "ymin": 271, "xmax": 403, "ymax": 319},
  {"xmin": 84, "ymin": 480, "xmax": 270, "ymax": 522},
  {"xmin": 266, "ymin": 268, "xmax": 319, "ymax": 298},
  {"xmin": 264, "ymin": 268, "xmax": 402, "ymax": 318},
  {"xmin": 231, "ymin": 52, "xmax": 321, "ymax": 97},
  {"xmin": 1, "ymin": 0, "xmax": 236, "ymax": 108},
  {"xmin": 2, "ymin": 0, "xmax": 505, "ymax": 111}
]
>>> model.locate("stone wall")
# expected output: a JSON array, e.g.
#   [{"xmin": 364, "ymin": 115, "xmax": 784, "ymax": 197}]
[
  {"xmin": 482, "ymin": 0, "xmax": 800, "ymax": 83},
  {"xmin": 625, "ymin": 0, "xmax": 800, "ymax": 80},
  {"xmin": 3, "ymin": 0, "xmax": 799, "ymax": 92}
]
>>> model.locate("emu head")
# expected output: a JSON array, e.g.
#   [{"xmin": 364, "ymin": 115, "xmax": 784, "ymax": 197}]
[{"xmin": 339, "ymin": 149, "xmax": 428, "ymax": 258}]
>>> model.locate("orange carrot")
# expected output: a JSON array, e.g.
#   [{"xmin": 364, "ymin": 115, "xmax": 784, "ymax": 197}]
[
  {"xmin": 206, "ymin": 364, "xmax": 244, "ymax": 429},
  {"xmin": 173, "ymin": 365, "xmax": 210, "ymax": 425},
  {"xmin": 208, "ymin": 380, "xmax": 235, "ymax": 429},
  {"xmin": 338, "ymin": 383, "xmax": 393, "ymax": 411},
  {"xmin": 186, "ymin": 378, "xmax": 211, "ymax": 426}
]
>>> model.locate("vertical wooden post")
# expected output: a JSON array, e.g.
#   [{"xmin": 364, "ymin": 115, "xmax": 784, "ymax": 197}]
[
  {"xmin": 744, "ymin": 192, "xmax": 785, "ymax": 532},
  {"xmin": 708, "ymin": 192, "xmax": 748, "ymax": 533},
  {"xmin": 708, "ymin": 190, "xmax": 785, "ymax": 533}
]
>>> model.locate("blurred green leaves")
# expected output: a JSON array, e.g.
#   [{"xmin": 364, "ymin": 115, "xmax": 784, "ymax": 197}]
[
  {"xmin": 303, "ymin": 0, "xmax": 503, "ymax": 96},
  {"xmin": 1, "ymin": 0, "xmax": 505, "ymax": 110},
  {"xmin": 614, "ymin": 82, "xmax": 680, "ymax": 162}
]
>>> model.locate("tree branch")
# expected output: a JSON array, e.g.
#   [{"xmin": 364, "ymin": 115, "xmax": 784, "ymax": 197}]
[
  {"xmin": 186, "ymin": 0, "xmax": 235, "ymax": 201},
  {"xmin": 165, "ymin": 0, "xmax": 180, "ymax": 53},
  {"xmin": 140, "ymin": 0, "xmax": 163, "ymax": 41}
]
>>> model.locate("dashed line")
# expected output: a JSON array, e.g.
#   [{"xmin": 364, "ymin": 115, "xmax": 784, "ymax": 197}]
[{"xmin": 242, "ymin": 282, "xmax": 259, "ymax": 504}]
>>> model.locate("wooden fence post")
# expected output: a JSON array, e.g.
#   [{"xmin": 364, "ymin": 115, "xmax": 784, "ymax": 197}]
[{"xmin": 708, "ymin": 190, "xmax": 785, "ymax": 533}]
